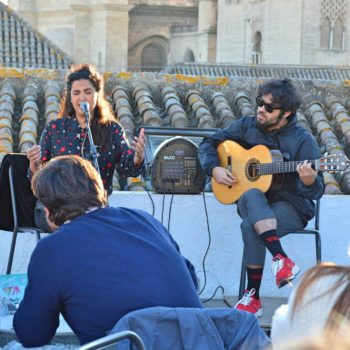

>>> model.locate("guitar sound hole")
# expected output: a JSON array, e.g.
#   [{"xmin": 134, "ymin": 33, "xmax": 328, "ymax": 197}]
[{"xmin": 246, "ymin": 159, "xmax": 260, "ymax": 182}]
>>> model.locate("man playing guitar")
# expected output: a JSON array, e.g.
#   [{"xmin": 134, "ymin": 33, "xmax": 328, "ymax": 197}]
[{"xmin": 198, "ymin": 78, "xmax": 325, "ymax": 317}]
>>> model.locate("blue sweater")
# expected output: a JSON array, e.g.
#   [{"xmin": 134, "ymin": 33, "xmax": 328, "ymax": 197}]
[{"xmin": 14, "ymin": 207, "xmax": 201, "ymax": 346}]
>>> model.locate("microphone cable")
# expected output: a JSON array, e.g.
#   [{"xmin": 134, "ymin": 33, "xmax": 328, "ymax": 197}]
[
  {"xmin": 142, "ymin": 182, "xmax": 155, "ymax": 217},
  {"xmin": 161, "ymin": 184, "xmax": 166, "ymax": 225},
  {"xmin": 80, "ymin": 129, "xmax": 88, "ymax": 160},
  {"xmin": 197, "ymin": 191, "xmax": 211, "ymax": 296},
  {"xmin": 197, "ymin": 189, "xmax": 225, "ymax": 303},
  {"xmin": 167, "ymin": 193, "xmax": 174, "ymax": 232}
]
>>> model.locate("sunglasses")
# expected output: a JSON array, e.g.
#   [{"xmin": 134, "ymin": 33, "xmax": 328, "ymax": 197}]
[{"xmin": 256, "ymin": 96, "xmax": 281, "ymax": 113}]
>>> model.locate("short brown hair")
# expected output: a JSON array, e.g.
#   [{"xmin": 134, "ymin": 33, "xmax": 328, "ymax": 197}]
[{"xmin": 32, "ymin": 155, "xmax": 107, "ymax": 226}]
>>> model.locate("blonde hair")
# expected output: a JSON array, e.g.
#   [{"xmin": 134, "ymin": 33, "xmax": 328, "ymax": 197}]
[
  {"xmin": 273, "ymin": 331, "xmax": 350, "ymax": 350},
  {"xmin": 291, "ymin": 263, "xmax": 350, "ymax": 334}
]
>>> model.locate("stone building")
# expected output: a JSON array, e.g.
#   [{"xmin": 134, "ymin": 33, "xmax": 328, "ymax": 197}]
[
  {"xmin": 215, "ymin": 0, "xmax": 349, "ymax": 66},
  {"xmin": 6, "ymin": 0, "xmax": 198, "ymax": 72},
  {"xmin": 170, "ymin": 0, "xmax": 350, "ymax": 66},
  {"xmin": 6, "ymin": 0, "xmax": 350, "ymax": 70}
]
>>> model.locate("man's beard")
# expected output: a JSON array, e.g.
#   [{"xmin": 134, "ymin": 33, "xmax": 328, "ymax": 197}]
[{"xmin": 255, "ymin": 111, "xmax": 285, "ymax": 131}]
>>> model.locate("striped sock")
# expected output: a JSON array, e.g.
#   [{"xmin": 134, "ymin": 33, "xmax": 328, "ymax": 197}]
[
  {"xmin": 260, "ymin": 229, "xmax": 287, "ymax": 258},
  {"xmin": 246, "ymin": 267, "xmax": 263, "ymax": 299}
]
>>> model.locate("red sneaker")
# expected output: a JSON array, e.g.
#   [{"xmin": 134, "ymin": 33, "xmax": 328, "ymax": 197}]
[
  {"xmin": 272, "ymin": 253, "xmax": 300, "ymax": 288},
  {"xmin": 234, "ymin": 288, "xmax": 262, "ymax": 317}
]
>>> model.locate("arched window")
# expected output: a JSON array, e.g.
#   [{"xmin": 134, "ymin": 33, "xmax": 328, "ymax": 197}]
[
  {"xmin": 141, "ymin": 43, "xmax": 166, "ymax": 72},
  {"xmin": 320, "ymin": 17, "xmax": 331, "ymax": 49},
  {"xmin": 333, "ymin": 18, "xmax": 344, "ymax": 50},
  {"xmin": 183, "ymin": 49, "xmax": 195, "ymax": 63},
  {"xmin": 252, "ymin": 31, "xmax": 262, "ymax": 64}
]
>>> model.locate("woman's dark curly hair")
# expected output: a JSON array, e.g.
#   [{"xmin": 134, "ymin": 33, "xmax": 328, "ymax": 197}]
[{"xmin": 58, "ymin": 63, "xmax": 118, "ymax": 148}]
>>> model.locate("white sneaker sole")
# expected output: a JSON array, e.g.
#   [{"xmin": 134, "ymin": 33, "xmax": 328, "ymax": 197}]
[
  {"xmin": 234, "ymin": 305, "xmax": 263, "ymax": 317},
  {"xmin": 255, "ymin": 308, "xmax": 263, "ymax": 317}
]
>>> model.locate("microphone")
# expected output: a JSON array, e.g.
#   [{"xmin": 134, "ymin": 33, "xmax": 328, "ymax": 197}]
[{"xmin": 80, "ymin": 101, "xmax": 90, "ymax": 120}]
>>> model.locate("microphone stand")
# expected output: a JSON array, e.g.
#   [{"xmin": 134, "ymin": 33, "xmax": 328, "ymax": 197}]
[{"xmin": 83, "ymin": 108, "xmax": 101, "ymax": 177}]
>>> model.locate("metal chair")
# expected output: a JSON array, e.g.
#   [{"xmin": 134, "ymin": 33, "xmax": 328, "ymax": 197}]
[
  {"xmin": 0, "ymin": 153, "xmax": 42, "ymax": 274},
  {"xmin": 238, "ymin": 199, "xmax": 321, "ymax": 299},
  {"xmin": 79, "ymin": 331, "xmax": 146, "ymax": 350}
]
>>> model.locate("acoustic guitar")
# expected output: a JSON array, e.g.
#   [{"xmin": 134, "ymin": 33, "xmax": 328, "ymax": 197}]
[{"xmin": 212, "ymin": 141, "xmax": 349, "ymax": 204}]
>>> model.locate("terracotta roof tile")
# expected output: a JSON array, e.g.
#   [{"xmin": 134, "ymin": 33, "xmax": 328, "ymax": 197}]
[
  {"xmin": 1, "ymin": 69, "xmax": 350, "ymax": 194},
  {"xmin": 0, "ymin": 2, "xmax": 73, "ymax": 69},
  {"xmin": 164, "ymin": 63, "xmax": 350, "ymax": 82}
]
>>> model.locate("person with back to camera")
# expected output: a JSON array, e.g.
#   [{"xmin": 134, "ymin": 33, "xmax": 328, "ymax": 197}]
[
  {"xmin": 13, "ymin": 155, "xmax": 202, "ymax": 346},
  {"xmin": 271, "ymin": 263, "xmax": 350, "ymax": 348},
  {"xmin": 26, "ymin": 63, "xmax": 146, "ymax": 232},
  {"xmin": 198, "ymin": 78, "xmax": 324, "ymax": 317}
]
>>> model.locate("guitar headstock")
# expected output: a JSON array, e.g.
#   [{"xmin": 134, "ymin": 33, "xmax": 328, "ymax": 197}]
[{"xmin": 318, "ymin": 153, "xmax": 350, "ymax": 172}]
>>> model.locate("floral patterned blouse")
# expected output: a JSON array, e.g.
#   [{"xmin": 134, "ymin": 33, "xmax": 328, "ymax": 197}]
[{"xmin": 39, "ymin": 116, "xmax": 143, "ymax": 194}]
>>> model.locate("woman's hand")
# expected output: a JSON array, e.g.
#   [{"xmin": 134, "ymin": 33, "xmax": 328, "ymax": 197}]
[
  {"xmin": 27, "ymin": 145, "xmax": 41, "ymax": 174},
  {"xmin": 132, "ymin": 128, "xmax": 146, "ymax": 167}
]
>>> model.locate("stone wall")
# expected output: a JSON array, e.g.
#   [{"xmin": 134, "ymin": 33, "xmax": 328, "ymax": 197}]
[
  {"xmin": 7, "ymin": 0, "xmax": 199, "ymax": 71},
  {"xmin": 128, "ymin": 5, "xmax": 198, "ymax": 70},
  {"xmin": 169, "ymin": 31, "xmax": 208, "ymax": 64},
  {"xmin": 1, "ymin": 193, "xmax": 349, "ymax": 300},
  {"xmin": 217, "ymin": 0, "xmax": 304, "ymax": 64},
  {"xmin": 300, "ymin": 0, "xmax": 350, "ymax": 65},
  {"xmin": 7, "ymin": 0, "xmax": 350, "ymax": 68},
  {"xmin": 217, "ymin": 0, "xmax": 350, "ymax": 65}
]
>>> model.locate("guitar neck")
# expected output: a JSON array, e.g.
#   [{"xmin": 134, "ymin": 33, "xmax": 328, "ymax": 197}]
[{"xmin": 259, "ymin": 159, "xmax": 319, "ymax": 175}]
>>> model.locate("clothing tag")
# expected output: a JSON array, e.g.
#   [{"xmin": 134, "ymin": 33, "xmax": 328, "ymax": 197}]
[{"xmin": 63, "ymin": 206, "xmax": 101, "ymax": 225}]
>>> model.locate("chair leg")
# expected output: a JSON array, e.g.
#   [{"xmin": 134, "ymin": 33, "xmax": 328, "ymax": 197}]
[
  {"xmin": 315, "ymin": 233, "xmax": 321, "ymax": 264},
  {"xmin": 6, "ymin": 228, "xmax": 19, "ymax": 274},
  {"xmin": 35, "ymin": 231, "xmax": 41, "ymax": 241},
  {"xmin": 238, "ymin": 255, "xmax": 246, "ymax": 299}
]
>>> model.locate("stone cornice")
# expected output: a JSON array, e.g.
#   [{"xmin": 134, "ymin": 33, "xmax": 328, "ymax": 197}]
[
  {"xmin": 28, "ymin": 9, "xmax": 74, "ymax": 18},
  {"xmin": 130, "ymin": 0, "xmax": 198, "ymax": 6},
  {"xmin": 130, "ymin": 4, "xmax": 197, "ymax": 17},
  {"xmin": 71, "ymin": 3, "xmax": 134, "ymax": 13}
]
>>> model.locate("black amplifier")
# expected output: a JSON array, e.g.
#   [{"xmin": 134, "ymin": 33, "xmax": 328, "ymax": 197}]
[{"xmin": 151, "ymin": 136, "xmax": 205, "ymax": 194}]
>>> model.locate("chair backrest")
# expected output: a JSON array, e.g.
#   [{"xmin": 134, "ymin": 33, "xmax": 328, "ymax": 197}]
[
  {"xmin": 0, "ymin": 153, "xmax": 37, "ymax": 230},
  {"xmin": 110, "ymin": 306, "xmax": 270, "ymax": 350},
  {"xmin": 80, "ymin": 331, "xmax": 146, "ymax": 350}
]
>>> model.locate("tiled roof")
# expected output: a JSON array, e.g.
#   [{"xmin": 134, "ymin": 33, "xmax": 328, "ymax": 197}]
[
  {"xmin": 0, "ymin": 2, "xmax": 73, "ymax": 69},
  {"xmin": 0, "ymin": 68, "xmax": 349, "ymax": 194},
  {"xmin": 163, "ymin": 63, "xmax": 350, "ymax": 82}
]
